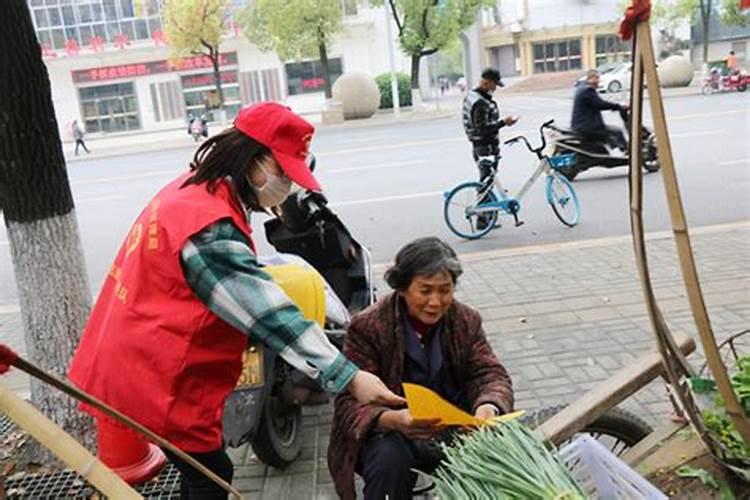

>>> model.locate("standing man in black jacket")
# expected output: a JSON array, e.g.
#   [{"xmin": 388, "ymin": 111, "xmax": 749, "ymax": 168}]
[
  {"xmin": 571, "ymin": 69, "xmax": 628, "ymax": 151},
  {"xmin": 462, "ymin": 68, "xmax": 518, "ymax": 183},
  {"xmin": 462, "ymin": 68, "xmax": 518, "ymax": 228}
]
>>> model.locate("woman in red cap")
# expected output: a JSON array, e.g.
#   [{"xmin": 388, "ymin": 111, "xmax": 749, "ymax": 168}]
[{"xmin": 68, "ymin": 102, "xmax": 404, "ymax": 498}]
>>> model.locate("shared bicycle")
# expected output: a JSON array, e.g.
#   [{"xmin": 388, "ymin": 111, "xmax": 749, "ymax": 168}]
[{"xmin": 443, "ymin": 119, "xmax": 581, "ymax": 240}]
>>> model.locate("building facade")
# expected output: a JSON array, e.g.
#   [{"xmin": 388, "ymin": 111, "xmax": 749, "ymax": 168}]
[
  {"xmin": 479, "ymin": 0, "xmax": 629, "ymax": 77},
  {"xmin": 691, "ymin": 15, "xmax": 750, "ymax": 67},
  {"xmin": 28, "ymin": 0, "xmax": 411, "ymax": 138}
]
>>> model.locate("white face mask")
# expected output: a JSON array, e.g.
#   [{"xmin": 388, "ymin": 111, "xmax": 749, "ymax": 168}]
[{"xmin": 248, "ymin": 157, "xmax": 292, "ymax": 208}]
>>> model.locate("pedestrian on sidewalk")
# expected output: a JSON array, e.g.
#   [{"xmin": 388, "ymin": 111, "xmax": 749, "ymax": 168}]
[
  {"xmin": 72, "ymin": 120, "xmax": 90, "ymax": 155},
  {"xmin": 461, "ymin": 67, "xmax": 518, "ymax": 229},
  {"xmin": 328, "ymin": 237, "xmax": 514, "ymax": 500},
  {"xmin": 67, "ymin": 102, "xmax": 404, "ymax": 499}
]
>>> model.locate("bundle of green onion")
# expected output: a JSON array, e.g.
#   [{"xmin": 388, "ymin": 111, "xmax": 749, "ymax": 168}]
[{"xmin": 430, "ymin": 420, "xmax": 586, "ymax": 499}]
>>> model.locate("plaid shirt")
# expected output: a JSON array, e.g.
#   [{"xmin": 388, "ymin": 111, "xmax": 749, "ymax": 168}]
[{"xmin": 180, "ymin": 219, "xmax": 358, "ymax": 393}]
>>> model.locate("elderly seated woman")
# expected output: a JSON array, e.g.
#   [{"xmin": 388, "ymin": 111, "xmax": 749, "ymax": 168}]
[{"xmin": 328, "ymin": 237, "xmax": 514, "ymax": 500}]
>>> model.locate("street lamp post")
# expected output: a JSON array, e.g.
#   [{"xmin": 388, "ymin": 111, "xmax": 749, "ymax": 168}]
[{"xmin": 383, "ymin": 1, "xmax": 400, "ymax": 117}]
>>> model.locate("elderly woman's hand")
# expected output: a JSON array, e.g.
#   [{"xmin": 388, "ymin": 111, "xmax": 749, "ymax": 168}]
[
  {"xmin": 377, "ymin": 409, "xmax": 443, "ymax": 440},
  {"xmin": 474, "ymin": 404, "xmax": 501, "ymax": 421},
  {"xmin": 347, "ymin": 370, "xmax": 406, "ymax": 407}
]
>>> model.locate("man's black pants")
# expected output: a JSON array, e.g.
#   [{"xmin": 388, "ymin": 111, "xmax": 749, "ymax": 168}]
[
  {"xmin": 582, "ymin": 126, "xmax": 627, "ymax": 151},
  {"xmin": 163, "ymin": 447, "xmax": 234, "ymax": 500}
]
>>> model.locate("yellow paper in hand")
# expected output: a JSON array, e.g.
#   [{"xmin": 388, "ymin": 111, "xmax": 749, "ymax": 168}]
[{"xmin": 403, "ymin": 383, "xmax": 525, "ymax": 427}]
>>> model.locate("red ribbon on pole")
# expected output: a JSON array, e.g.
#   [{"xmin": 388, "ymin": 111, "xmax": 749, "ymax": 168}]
[
  {"xmin": 619, "ymin": 0, "xmax": 652, "ymax": 40},
  {"xmin": 0, "ymin": 345, "xmax": 19, "ymax": 374}
]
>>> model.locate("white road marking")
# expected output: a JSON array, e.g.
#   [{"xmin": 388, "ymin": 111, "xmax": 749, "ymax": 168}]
[
  {"xmin": 720, "ymin": 158, "xmax": 750, "ymax": 166},
  {"xmin": 73, "ymin": 170, "xmax": 180, "ymax": 186},
  {"xmin": 324, "ymin": 160, "xmax": 426, "ymax": 174},
  {"xmin": 669, "ymin": 109, "xmax": 749, "ymax": 121},
  {"xmin": 76, "ymin": 195, "xmax": 126, "ymax": 203},
  {"xmin": 330, "ymin": 190, "xmax": 443, "ymax": 207},
  {"xmin": 671, "ymin": 130, "xmax": 726, "ymax": 138}
]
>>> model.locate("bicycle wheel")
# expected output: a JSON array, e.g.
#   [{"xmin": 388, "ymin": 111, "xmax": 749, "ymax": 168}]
[
  {"xmin": 546, "ymin": 172, "xmax": 580, "ymax": 227},
  {"xmin": 521, "ymin": 404, "xmax": 653, "ymax": 456},
  {"xmin": 443, "ymin": 181, "xmax": 498, "ymax": 240}
]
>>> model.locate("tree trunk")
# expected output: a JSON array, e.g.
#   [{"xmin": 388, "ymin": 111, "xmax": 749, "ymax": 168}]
[
  {"xmin": 0, "ymin": 0, "xmax": 95, "ymax": 456},
  {"xmin": 410, "ymin": 53, "xmax": 422, "ymax": 90},
  {"xmin": 210, "ymin": 47, "xmax": 225, "ymax": 109},
  {"xmin": 701, "ymin": 17, "xmax": 710, "ymax": 63},
  {"xmin": 318, "ymin": 35, "xmax": 333, "ymax": 100},
  {"xmin": 700, "ymin": 0, "xmax": 712, "ymax": 63}
]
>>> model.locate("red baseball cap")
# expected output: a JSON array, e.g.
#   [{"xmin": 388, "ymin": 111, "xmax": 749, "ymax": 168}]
[{"xmin": 234, "ymin": 102, "xmax": 321, "ymax": 191}]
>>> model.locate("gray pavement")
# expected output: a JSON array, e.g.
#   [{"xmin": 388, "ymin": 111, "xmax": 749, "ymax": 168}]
[{"xmin": 1, "ymin": 221, "xmax": 748, "ymax": 498}]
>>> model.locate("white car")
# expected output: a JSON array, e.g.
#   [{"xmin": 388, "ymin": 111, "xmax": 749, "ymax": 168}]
[
  {"xmin": 575, "ymin": 62, "xmax": 633, "ymax": 93},
  {"xmin": 597, "ymin": 62, "xmax": 632, "ymax": 93}
]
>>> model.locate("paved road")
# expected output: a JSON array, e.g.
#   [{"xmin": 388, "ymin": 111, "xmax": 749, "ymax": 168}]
[{"xmin": 0, "ymin": 92, "xmax": 748, "ymax": 305}]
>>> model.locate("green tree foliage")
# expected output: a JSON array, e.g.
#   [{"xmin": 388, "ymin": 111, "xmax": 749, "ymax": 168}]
[
  {"xmin": 374, "ymin": 0, "xmax": 493, "ymax": 89},
  {"xmin": 239, "ymin": 0, "xmax": 344, "ymax": 99},
  {"xmin": 650, "ymin": 0, "xmax": 699, "ymax": 31},
  {"xmin": 163, "ymin": 0, "xmax": 230, "ymax": 108},
  {"xmin": 375, "ymin": 72, "xmax": 412, "ymax": 108},
  {"xmin": 720, "ymin": 0, "xmax": 750, "ymax": 26}
]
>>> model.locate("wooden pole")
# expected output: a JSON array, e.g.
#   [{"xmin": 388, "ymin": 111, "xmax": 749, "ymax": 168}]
[
  {"xmin": 9, "ymin": 355, "xmax": 244, "ymax": 499},
  {"xmin": 0, "ymin": 383, "xmax": 142, "ymax": 499},
  {"xmin": 637, "ymin": 21, "xmax": 750, "ymax": 444}
]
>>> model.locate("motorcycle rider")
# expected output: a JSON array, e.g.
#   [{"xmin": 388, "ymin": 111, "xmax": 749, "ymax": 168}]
[
  {"xmin": 461, "ymin": 68, "xmax": 518, "ymax": 228},
  {"xmin": 571, "ymin": 69, "xmax": 629, "ymax": 152}
]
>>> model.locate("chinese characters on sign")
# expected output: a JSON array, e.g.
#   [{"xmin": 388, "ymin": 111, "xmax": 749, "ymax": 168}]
[{"xmin": 71, "ymin": 52, "xmax": 238, "ymax": 84}]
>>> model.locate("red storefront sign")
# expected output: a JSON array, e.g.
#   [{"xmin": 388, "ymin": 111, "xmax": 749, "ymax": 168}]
[
  {"xmin": 302, "ymin": 78, "xmax": 325, "ymax": 90},
  {"xmin": 72, "ymin": 52, "xmax": 238, "ymax": 84},
  {"xmin": 181, "ymin": 72, "xmax": 238, "ymax": 88}
]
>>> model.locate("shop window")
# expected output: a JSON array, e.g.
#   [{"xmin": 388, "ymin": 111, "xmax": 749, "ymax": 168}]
[
  {"xmin": 34, "ymin": 9, "xmax": 49, "ymax": 28},
  {"xmin": 51, "ymin": 28, "xmax": 65, "ymax": 49},
  {"xmin": 135, "ymin": 19, "xmax": 149, "ymax": 39},
  {"xmin": 78, "ymin": 4, "xmax": 93, "ymax": 23},
  {"xmin": 532, "ymin": 39, "xmax": 582, "ymax": 73},
  {"xmin": 104, "ymin": 0, "xmax": 119, "ymax": 20},
  {"xmin": 285, "ymin": 58, "xmax": 343, "ymax": 95},
  {"xmin": 62, "ymin": 5, "xmax": 76, "ymax": 25},
  {"xmin": 181, "ymin": 71, "xmax": 241, "ymax": 122},
  {"xmin": 91, "ymin": 3, "xmax": 104, "ymax": 22},
  {"xmin": 78, "ymin": 82, "xmax": 141, "ymax": 133},
  {"xmin": 48, "ymin": 7, "xmax": 62, "ymax": 26},
  {"xmin": 119, "ymin": 0, "xmax": 135, "ymax": 18},
  {"xmin": 595, "ymin": 35, "xmax": 631, "ymax": 67}
]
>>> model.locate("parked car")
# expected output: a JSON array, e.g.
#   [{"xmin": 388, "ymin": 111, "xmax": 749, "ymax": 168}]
[{"xmin": 575, "ymin": 62, "xmax": 634, "ymax": 93}]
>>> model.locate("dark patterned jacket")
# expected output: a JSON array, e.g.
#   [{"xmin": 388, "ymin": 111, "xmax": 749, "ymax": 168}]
[
  {"xmin": 462, "ymin": 88, "xmax": 507, "ymax": 156},
  {"xmin": 327, "ymin": 292, "xmax": 514, "ymax": 499}
]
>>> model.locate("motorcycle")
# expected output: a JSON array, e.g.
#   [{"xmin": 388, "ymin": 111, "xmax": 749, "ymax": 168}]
[
  {"xmin": 222, "ymin": 169, "xmax": 374, "ymax": 468},
  {"xmin": 701, "ymin": 67, "xmax": 749, "ymax": 95},
  {"xmin": 546, "ymin": 108, "xmax": 660, "ymax": 181}
]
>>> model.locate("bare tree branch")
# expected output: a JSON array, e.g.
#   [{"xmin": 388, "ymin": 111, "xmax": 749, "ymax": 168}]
[{"xmin": 387, "ymin": 0, "xmax": 404, "ymax": 35}]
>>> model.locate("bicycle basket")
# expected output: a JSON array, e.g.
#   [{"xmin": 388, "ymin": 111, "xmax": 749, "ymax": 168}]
[{"xmin": 549, "ymin": 153, "xmax": 576, "ymax": 169}]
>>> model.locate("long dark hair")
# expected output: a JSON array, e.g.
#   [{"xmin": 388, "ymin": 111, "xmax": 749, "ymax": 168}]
[{"xmin": 182, "ymin": 127, "xmax": 268, "ymax": 210}]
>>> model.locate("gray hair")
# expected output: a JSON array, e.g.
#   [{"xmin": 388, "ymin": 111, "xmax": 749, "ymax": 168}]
[{"xmin": 384, "ymin": 237, "xmax": 463, "ymax": 291}]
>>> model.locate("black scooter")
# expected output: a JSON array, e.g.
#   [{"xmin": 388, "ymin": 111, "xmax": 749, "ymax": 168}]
[
  {"xmin": 547, "ymin": 108, "xmax": 660, "ymax": 181},
  {"xmin": 222, "ymin": 180, "xmax": 374, "ymax": 468}
]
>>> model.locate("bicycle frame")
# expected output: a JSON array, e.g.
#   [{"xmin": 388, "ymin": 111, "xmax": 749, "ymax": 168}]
[{"xmin": 472, "ymin": 156, "xmax": 553, "ymax": 217}]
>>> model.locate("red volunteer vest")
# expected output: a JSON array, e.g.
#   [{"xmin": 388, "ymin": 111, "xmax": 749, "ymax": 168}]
[{"xmin": 68, "ymin": 173, "xmax": 253, "ymax": 452}]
